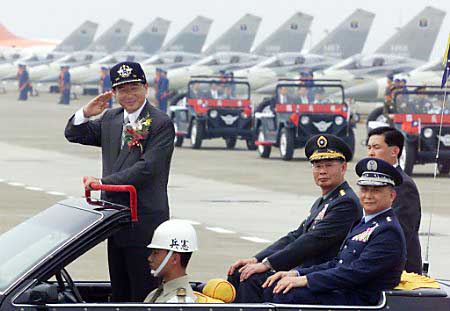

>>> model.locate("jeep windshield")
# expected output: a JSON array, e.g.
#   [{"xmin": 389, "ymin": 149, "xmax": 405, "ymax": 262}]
[
  {"xmin": 0, "ymin": 203, "xmax": 103, "ymax": 294},
  {"xmin": 188, "ymin": 81, "xmax": 250, "ymax": 100},
  {"xmin": 393, "ymin": 91, "xmax": 450, "ymax": 115},
  {"xmin": 276, "ymin": 84, "xmax": 344, "ymax": 105}
]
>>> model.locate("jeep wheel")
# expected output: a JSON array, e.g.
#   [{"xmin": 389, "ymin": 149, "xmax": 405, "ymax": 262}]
[
  {"xmin": 438, "ymin": 162, "xmax": 450, "ymax": 175},
  {"xmin": 366, "ymin": 107, "xmax": 387, "ymax": 131},
  {"xmin": 343, "ymin": 129, "xmax": 355, "ymax": 161},
  {"xmin": 279, "ymin": 127, "xmax": 294, "ymax": 161},
  {"xmin": 173, "ymin": 123, "xmax": 184, "ymax": 147},
  {"xmin": 246, "ymin": 138, "xmax": 257, "ymax": 151},
  {"xmin": 257, "ymin": 128, "xmax": 271, "ymax": 158},
  {"xmin": 225, "ymin": 137, "xmax": 237, "ymax": 149},
  {"xmin": 190, "ymin": 119, "xmax": 203, "ymax": 149},
  {"xmin": 403, "ymin": 140, "xmax": 416, "ymax": 176}
]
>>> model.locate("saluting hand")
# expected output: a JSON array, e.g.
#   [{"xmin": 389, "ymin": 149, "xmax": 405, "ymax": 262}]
[
  {"xmin": 273, "ymin": 276, "xmax": 307, "ymax": 294},
  {"xmin": 262, "ymin": 270, "xmax": 298, "ymax": 288},
  {"xmin": 83, "ymin": 91, "xmax": 113, "ymax": 118},
  {"xmin": 227, "ymin": 257, "xmax": 257, "ymax": 276}
]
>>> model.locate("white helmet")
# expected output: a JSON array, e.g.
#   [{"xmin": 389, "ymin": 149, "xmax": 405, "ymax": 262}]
[{"xmin": 147, "ymin": 219, "xmax": 198, "ymax": 252}]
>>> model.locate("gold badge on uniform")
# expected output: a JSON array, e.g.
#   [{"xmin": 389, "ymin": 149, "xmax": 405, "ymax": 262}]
[
  {"xmin": 117, "ymin": 64, "xmax": 133, "ymax": 78},
  {"xmin": 339, "ymin": 189, "xmax": 346, "ymax": 196}
]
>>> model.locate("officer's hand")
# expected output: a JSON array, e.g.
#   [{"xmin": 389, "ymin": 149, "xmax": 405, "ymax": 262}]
[
  {"xmin": 262, "ymin": 271, "xmax": 297, "ymax": 288},
  {"xmin": 83, "ymin": 176, "xmax": 101, "ymax": 190},
  {"xmin": 273, "ymin": 276, "xmax": 307, "ymax": 294},
  {"xmin": 227, "ymin": 257, "xmax": 257, "ymax": 276},
  {"xmin": 239, "ymin": 263, "xmax": 268, "ymax": 282},
  {"xmin": 83, "ymin": 91, "xmax": 113, "ymax": 118}
]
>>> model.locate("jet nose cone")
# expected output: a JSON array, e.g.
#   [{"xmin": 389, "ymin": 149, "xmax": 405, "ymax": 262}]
[{"xmin": 345, "ymin": 80, "xmax": 380, "ymax": 102}]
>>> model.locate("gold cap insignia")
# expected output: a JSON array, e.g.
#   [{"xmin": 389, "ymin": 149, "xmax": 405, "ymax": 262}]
[
  {"xmin": 317, "ymin": 135, "xmax": 328, "ymax": 148},
  {"xmin": 367, "ymin": 160, "xmax": 377, "ymax": 171},
  {"xmin": 117, "ymin": 64, "xmax": 133, "ymax": 78}
]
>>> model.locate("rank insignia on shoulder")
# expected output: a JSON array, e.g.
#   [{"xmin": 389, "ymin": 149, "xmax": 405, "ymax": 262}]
[
  {"xmin": 386, "ymin": 216, "xmax": 392, "ymax": 222},
  {"xmin": 339, "ymin": 189, "xmax": 346, "ymax": 196},
  {"xmin": 176, "ymin": 288, "xmax": 187, "ymax": 297}
]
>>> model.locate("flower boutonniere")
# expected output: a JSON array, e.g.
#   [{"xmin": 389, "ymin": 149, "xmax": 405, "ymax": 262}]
[{"xmin": 123, "ymin": 114, "xmax": 152, "ymax": 153}]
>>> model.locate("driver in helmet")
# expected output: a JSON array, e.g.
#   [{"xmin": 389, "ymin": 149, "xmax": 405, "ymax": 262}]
[{"xmin": 144, "ymin": 219, "xmax": 198, "ymax": 303}]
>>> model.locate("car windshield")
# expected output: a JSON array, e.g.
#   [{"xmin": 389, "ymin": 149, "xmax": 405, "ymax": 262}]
[
  {"xmin": 0, "ymin": 203, "xmax": 102, "ymax": 293},
  {"xmin": 394, "ymin": 91, "xmax": 450, "ymax": 115},
  {"xmin": 188, "ymin": 81, "xmax": 250, "ymax": 100},
  {"xmin": 276, "ymin": 84, "xmax": 344, "ymax": 105}
]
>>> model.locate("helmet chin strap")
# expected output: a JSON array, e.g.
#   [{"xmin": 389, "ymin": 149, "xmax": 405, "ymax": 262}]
[{"xmin": 151, "ymin": 250, "xmax": 174, "ymax": 277}]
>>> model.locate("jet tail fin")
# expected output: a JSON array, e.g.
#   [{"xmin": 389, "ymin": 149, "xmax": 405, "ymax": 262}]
[
  {"xmin": 160, "ymin": 16, "xmax": 212, "ymax": 54},
  {"xmin": 0, "ymin": 23, "xmax": 22, "ymax": 41},
  {"xmin": 375, "ymin": 6, "xmax": 446, "ymax": 61},
  {"xmin": 253, "ymin": 12, "xmax": 313, "ymax": 56},
  {"xmin": 53, "ymin": 21, "xmax": 98, "ymax": 52},
  {"xmin": 88, "ymin": 19, "xmax": 133, "ymax": 53},
  {"xmin": 309, "ymin": 9, "xmax": 375, "ymax": 59},
  {"xmin": 124, "ymin": 17, "xmax": 170, "ymax": 54},
  {"xmin": 204, "ymin": 14, "xmax": 262, "ymax": 55}
]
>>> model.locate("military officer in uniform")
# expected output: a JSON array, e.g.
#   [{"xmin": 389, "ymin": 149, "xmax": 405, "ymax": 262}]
[
  {"xmin": 65, "ymin": 61, "xmax": 175, "ymax": 302},
  {"xmin": 227, "ymin": 134, "xmax": 362, "ymax": 303},
  {"xmin": 17, "ymin": 64, "xmax": 30, "ymax": 101},
  {"xmin": 367, "ymin": 126, "xmax": 422, "ymax": 274},
  {"xmin": 144, "ymin": 219, "xmax": 198, "ymax": 303},
  {"xmin": 100, "ymin": 66, "xmax": 113, "ymax": 108},
  {"xmin": 263, "ymin": 157, "xmax": 406, "ymax": 306}
]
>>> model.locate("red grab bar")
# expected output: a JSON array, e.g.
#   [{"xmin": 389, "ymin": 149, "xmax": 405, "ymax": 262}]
[{"xmin": 83, "ymin": 179, "xmax": 138, "ymax": 222}]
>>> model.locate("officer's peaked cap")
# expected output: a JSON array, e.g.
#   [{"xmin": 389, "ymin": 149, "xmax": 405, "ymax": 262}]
[
  {"xmin": 356, "ymin": 157, "xmax": 403, "ymax": 187},
  {"xmin": 110, "ymin": 61, "xmax": 146, "ymax": 88},
  {"xmin": 305, "ymin": 134, "xmax": 352, "ymax": 162}
]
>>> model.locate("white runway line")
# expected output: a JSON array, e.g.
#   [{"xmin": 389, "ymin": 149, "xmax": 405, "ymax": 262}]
[
  {"xmin": 240, "ymin": 236, "xmax": 271, "ymax": 243},
  {"xmin": 7, "ymin": 182, "xmax": 25, "ymax": 187},
  {"xmin": 46, "ymin": 191, "xmax": 67, "ymax": 196},
  {"xmin": 205, "ymin": 227, "xmax": 236, "ymax": 234},
  {"xmin": 25, "ymin": 186, "xmax": 44, "ymax": 191}
]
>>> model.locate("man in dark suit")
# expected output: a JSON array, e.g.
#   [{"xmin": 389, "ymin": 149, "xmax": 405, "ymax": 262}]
[
  {"xmin": 263, "ymin": 158, "xmax": 406, "ymax": 306},
  {"xmin": 367, "ymin": 126, "xmax": 422, "ymax": 274},
  {"xmin": 227, "ymin": 134, "xmax": 362, "ymax": 302},
  {"xmin": 64, "ymin": 61, "xmax": 175, "ymax": 302}
]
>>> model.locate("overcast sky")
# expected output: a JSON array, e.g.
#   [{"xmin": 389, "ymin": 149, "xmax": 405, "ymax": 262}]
[{"xmin": 2, "ymin": 0, "xmax": 450, "ymax": 60}]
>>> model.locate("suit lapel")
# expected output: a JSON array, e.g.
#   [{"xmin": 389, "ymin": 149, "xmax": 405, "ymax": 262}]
[
  {"xmin": 304, "ymin": 198, "xmax": 323, "ymax": 229},
  {"xmin": 110, "ymin": 109, "xmax": 125, "ymax": 162},
  {"xmin": 112, "ymin": 101, "xmax": 151, "ymax": 172}
]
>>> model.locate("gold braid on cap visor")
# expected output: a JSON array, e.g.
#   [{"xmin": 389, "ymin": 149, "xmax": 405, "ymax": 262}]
[{"xmin": 309, "ymin": 149, "xmax": 346, "ymax": 161}]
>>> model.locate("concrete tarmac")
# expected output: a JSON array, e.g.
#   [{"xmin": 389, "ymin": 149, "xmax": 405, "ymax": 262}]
[{"xmin": 0, "ymin": 89, "xmax": 449, "ymax": 282}]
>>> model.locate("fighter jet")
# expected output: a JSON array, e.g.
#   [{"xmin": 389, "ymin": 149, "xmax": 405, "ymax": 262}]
[
  {"xmin": 238, "ymin": 9, "xmax": 375, "ymax": 91},
  {"xmin": 33, "ymin": 19, "xmax": 132, "ymax": 83},
  {"xmin": 318, "ymin": 6, "xmax": 446, "ymax": 92},
  {"xmin": 0, "ymin": 21, "xmax": 98, "ymax": 80},
  {"xmin": 345, "ymin": 58, "xmax": 445, "ymax": 102},
  {"xmin": 137, "ymin": 15, "xmax": 213, "ymax": 81},
  {"xmin": 170, "ymin": 13, "xmax": 318, "ymax": 91},
  {"xmin": 70, "ymin": 17, "xmax": 171, "ymax": 84}
]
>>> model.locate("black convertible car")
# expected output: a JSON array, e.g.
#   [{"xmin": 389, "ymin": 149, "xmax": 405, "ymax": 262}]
[{"xmin": 0, "ymin": 185, "xmax": 449, "ymax": 311}]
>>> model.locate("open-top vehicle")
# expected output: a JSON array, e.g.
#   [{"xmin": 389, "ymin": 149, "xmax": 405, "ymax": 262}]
[
  {"xmin": 169, "ymin": 76, "xmax": 256, "ymax": 150},
  {"xmin": 387, "ymin": 85, "xmax": 450, "ymax": 176},
  {"xmin": 255, "ymin": 79, "xmax": 356, "ymax": 160},
  {"xmin": 0, "ymin": 184, "xmax": 449, "ymax": 310}
]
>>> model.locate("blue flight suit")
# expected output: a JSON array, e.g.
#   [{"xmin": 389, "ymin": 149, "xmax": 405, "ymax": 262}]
[
  {"xmin": 62, "ymin": 71, "xmax": 71, "ymax": 105},
  {"xmin": 157, "ymin": 75, "xmax": 169, "ymax": 112},
  {"xmin": 18, "ymin": 69, "xmax": 30, "ymax": 101},
  {"xmin": 270, "ymin": 208, "xmax": 406, "ymax": 306},
  {"xmin": 102, "ymin": 73, "xmax": 113, "ymax": 108}
]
